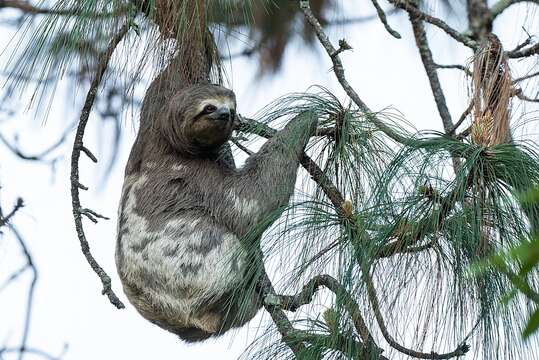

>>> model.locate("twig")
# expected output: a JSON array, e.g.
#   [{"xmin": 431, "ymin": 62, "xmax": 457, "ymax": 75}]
[
  {"xmin": 517, "ymin": 92, "xmax": 539, "ymax": 103},
  {"xmin": 257, "ymin": 270, "xmax": 307, "ymax": 356},
  {"xmin": 0, "ymin": 197, "xmax": 24, "ymax": 227},
  {"xmin": 369, "ymin": 0, "xmax": 401, "ymax": 39},
  {"xmin": 514, "ymin": 70, "xmax": 539, "ymax": 83},
  {"xmin": 70, "ymin": 23, "xmax": 131, "ymax": 309},
  {"xmin": 434, "ymin": 63, "xmax": 472, "ymax": 76},
  {"xmin": 448, "ymin": 100, "xmax": 474, "ymax": 135},
  {"xmin": 8, "ymin": 226, "xmax": 37, "ymax": 360}
]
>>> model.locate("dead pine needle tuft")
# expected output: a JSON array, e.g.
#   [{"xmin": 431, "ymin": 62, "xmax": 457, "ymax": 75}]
[{"xmin": 470, "ymin": 34, "xmax": 513, "ymax": 146}]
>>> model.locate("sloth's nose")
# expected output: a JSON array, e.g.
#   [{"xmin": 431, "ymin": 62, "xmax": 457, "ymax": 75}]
[{"xmin": 215, "ymin": 107, "xmax": 231, "ymax": 121}]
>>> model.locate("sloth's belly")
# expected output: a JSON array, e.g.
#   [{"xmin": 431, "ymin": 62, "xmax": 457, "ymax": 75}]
[{"xmin": 116, "ymin": 208, "xmax": 247, "ymax": 318}]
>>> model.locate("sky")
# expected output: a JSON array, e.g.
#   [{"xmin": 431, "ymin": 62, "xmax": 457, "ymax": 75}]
[{"xmin": 0, "ymin": 1, "xmax": 539, "ymax": 360}]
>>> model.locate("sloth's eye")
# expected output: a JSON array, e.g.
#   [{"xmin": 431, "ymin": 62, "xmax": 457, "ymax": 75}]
[
  {"xmin": 204, "ymin": 104, "xmax": 217, "ymax": 113},
  {"xmin": 230, "ymin": 109, "xmax": 236, "ymax": 117}
]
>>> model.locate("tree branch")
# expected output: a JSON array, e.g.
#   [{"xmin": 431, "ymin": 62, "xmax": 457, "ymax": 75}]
[
  {"xmin": 408, "ymin": 8, "xmax": 454, "ymax": 134},
  {"xmin": 490, "ymin": 0, "xmax": 539, "ymax": 20},
  {"xmin": 299, "ymin": 1, "xmax": 414, "ymax": 146},
  {"xmin": 272, "ymin": 275, "xmax": 378, "ymax": 347},
  {"xmin": 369, "ymin": 0, "xmax": 401, "ymax": 39},
  {"xmin": 365, "ymin": 275, "xmax": 469, "ymax": 359},
  {"xmin": 70, "ymin": 23, "xmax": 131, "ymax": 309},
  {"xmin": 388, "ymin": 0, "xmax": 477, "ymax": 49}
]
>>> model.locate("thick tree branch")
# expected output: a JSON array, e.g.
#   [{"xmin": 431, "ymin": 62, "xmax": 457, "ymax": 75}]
[{"xmin": 70, "ymin": 23, "xmax": 131, "ymax": 309}]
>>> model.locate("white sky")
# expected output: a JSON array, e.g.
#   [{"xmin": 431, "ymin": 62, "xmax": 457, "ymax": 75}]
[{"xmin": 0, "ymin": 1, "xmax": 538, "ymax": 359}]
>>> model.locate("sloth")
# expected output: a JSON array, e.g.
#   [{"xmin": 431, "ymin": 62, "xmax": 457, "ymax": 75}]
[{"xmin": 116, "ymin": 83, "xmax": 316, "ymax": 342}]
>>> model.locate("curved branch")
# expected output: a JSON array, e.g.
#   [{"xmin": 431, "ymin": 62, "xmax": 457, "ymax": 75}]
[
  {"xmin": 369, "ymin": 0, "xmax": 401, "ymax": 39},
  {"xmin": 273, "ymin": 274, "xmax": 378, "ymax": 348},
  {"xmin": 70, "ymin": 23, "xmax": 131, "ymax": 309},
  {"xmin": 388, "ymin": 0, "xmax": 477, "ymax": 49},
  {"xmin": 365, "ymin": 275, "xmax": 470, "ymax": 359},
  {"xmin": 490, "ymin": 0, "xmax": 539, "ymax": 20}
]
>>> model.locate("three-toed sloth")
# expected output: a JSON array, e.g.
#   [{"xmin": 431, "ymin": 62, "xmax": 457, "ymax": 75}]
[{"xmin": 116, "ymin": 83, "xmax": 316, "ymax": 342}]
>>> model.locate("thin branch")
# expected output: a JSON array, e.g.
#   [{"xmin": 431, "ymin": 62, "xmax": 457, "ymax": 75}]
[
  {"xmin": 514, "ymin": 70, "xmax": 539, "ymax": 83},
  {"xmin": 517, "ymin": 92, "xmax": 539, "ymax": 103},
  {"xmin": 8, "ymin": 225, "xmax": 37, "ymax": 360},
  {"xmin": 434, "ymin": 63, "xmax": 472, "ymax": 76},
  {"xmin": 0, "ymin": 197, "xmax": 24, "ymax": 227},
  {"xmin": 365, "ymin": 275, "xmax": 470, "ymax": 359},
  {"xmin": 388, "ymin": 0, "xmax": 477, "ymax": 49},
  {"xmin": 408, "ymin": 10, "xmax": 454, "ymax": 134},
  {"xmin": 369, "ymin": 0, "xmax": 401, "ymax": 39},
  {"xmin": 507, "ymin": 42, "xmax": 539, "ymax": 58},
  {"xmin": 0, "ymin": 264, "xmax": 29, "ymax": 293},
  {"xmin": 448, "ymin": 100, "xmax": 475, "ymax": 135},
  {"xmin": 70, "ymin": 23, "xmax": 131, "ymax": 309},
  {"xmin": 0, "ymin": 122, "xmax": 75, "ymax": 163}
]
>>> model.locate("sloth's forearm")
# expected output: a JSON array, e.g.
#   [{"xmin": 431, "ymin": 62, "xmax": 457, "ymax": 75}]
[{"xmin": 241, "ymin": 115, "xmax": 317, "ymax": 218}]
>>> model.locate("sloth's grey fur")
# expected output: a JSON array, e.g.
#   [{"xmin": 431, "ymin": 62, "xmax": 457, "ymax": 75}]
[{"xmin": 116, "ymin": 79, "xmax": 316, "ymax": 342}]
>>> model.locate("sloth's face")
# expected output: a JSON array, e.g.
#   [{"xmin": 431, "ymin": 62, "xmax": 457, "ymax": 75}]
[
  {"xmin": 189, "ymin": 96, "xmax": 236, "ymax": 149},
  {"xmin": 165, "ymin": 85, "xmax": 237, "ymax": 154}
]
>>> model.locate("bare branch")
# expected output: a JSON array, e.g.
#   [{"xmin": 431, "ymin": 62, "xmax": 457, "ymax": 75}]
[
  {"xmin": 388, "ymin": 0, "xmax": 477, "ymax": 49},
  {"xmin": 514, "ymin": 70, "xmax": 539, "ymax": 83},
  {"xmin": 70, "ymin": 23, "xmax": 131, "ymax": 309},
  {"xmin": 8, "ymin": 225, "xmax": 38, "ymax": 360},
  {"xmin": 507, "ymin": 42, "xmax": 539, "ymax": 58},
  {"xmin": 0, "ymin": 197, "xmax": 24, "ymax": 227},
  {"xmin": 434, "ymin": 63, "xmax": 472, "ymax": 76},
  {"xmin": 449, "ymin": 100, "xmax": 475, "ymax": 135},
  {"xmin": 408, "ymin": 11, "xmax": 454, "ymax": 134},
  {"xmin": 369, "ymin": 0, "xmax": 401, "ymax": 39}
]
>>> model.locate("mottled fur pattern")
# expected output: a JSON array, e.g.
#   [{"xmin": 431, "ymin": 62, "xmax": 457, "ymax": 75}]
[{"xmin": 116, "ymin": 81, "xmax": 316, "ymax": 342}]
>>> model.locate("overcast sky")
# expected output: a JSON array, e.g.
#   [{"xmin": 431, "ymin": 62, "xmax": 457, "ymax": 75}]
[{"xmin": 1, "ymin": 2, "xmax": 538, "ymax": 360}]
